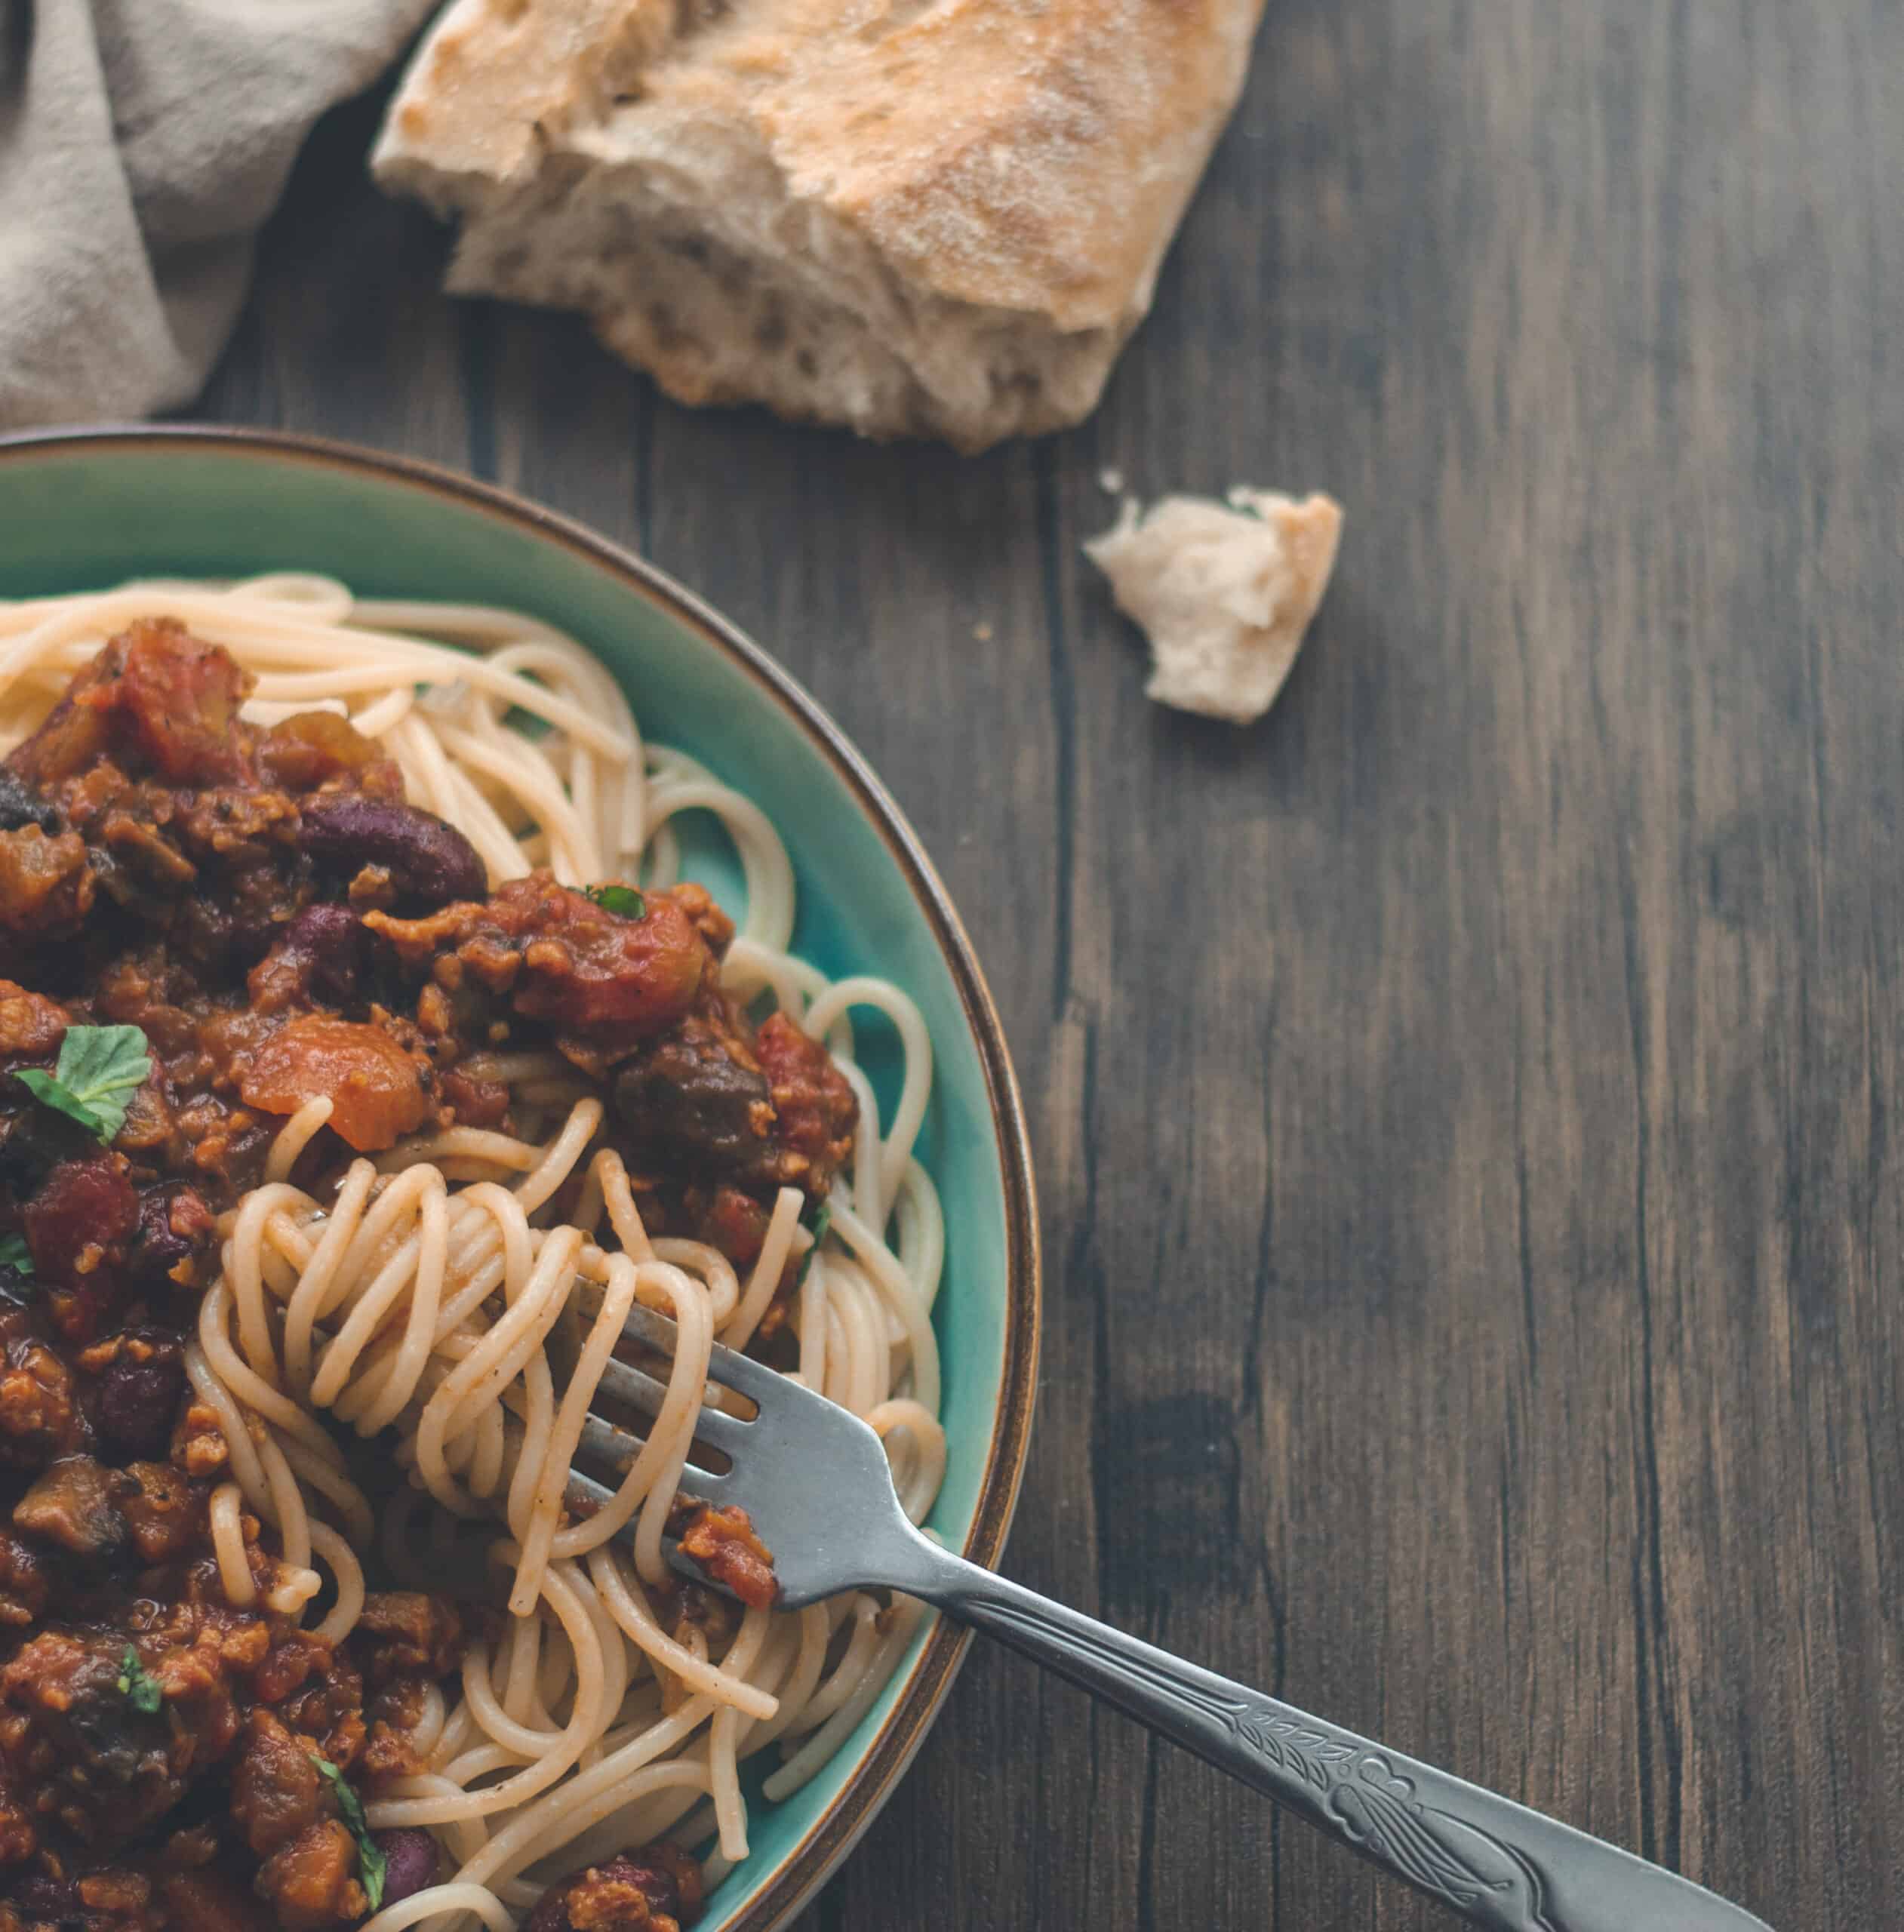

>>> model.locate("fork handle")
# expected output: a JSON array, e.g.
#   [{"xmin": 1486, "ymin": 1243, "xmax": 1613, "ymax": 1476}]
[{"xmin": 882, "ymin": 1536, "xmax": 1773, "ymax": 1932}]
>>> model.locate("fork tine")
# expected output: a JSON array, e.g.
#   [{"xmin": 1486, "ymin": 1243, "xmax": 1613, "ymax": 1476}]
[
  {"xmin": 586, "ymin": 1355, "xmax": 755, "ymax": 1451},
  {"xmin": 566, "ymin": 1469, "xmax": 616, "ymax": 1518},
  {"xmin": 617, "ymin": 1300, "xmax": 681, "ymax": 1358},
  {"xmin": 615, "ymin": 1298, "xmax": 761, "ymax": 1395},
  {"xmin": 575, "ymin": 1414, "xmax": 643, "ymax": 1474},
  {"xmin": 564, "ymin": 1429, "xmax": 734, "ymax": 1499},
  {"xmin": 611, "ymin": 1300, "xmax": 772, "ymax": 1395},
  {"xmin": 550, "ymin": 1303, "xmax": 700, "ymax": 1412},
  {"xmin": 599, "ymin": 1297, "xmax": 783, "ymax": 1408},
  {"xmin": 700, "ymin": 1336, "xmax": 784, "ymax": 1404},
  {"xmin": 575, "ymin": 1412, "xmax": 737, "ymax": 1487},
  {"xmin": 586, "ymin": 1352, "xmax": 672, "ymax": 1416}
]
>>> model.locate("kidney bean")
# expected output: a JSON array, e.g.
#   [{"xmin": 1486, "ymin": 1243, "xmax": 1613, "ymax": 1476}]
[
  {"xmin": 94, "ymin": 1339, "xmax": 186, "ymax": 1459},
  {"xmin": 297, "ymin": 796, "xmax": 485, "ymax": 908},
  {"xmin": 283, "ymin": 902, "xmax": 371, "ymax": 1004},
  {"xmin": 372, "ymin": 1829, "xmax": 444, "ymax": 1908}
]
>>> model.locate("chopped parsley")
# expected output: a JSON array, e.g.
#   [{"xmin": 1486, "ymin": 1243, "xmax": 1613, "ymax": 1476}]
[
  {"xmin": 15, "ymin": 1024, "xmax": 152, "ymax": 1143},
  {"xmin": 310, "ymin": 1756, "xmax": 386, "ymax": 1911},
  {"xmin": 585, "ymin": 883, "xmax": 647, "ymax": 921},
  {"xmin": 115, "ymin": 1647, "xmax": 163, "ymax": 1715}
]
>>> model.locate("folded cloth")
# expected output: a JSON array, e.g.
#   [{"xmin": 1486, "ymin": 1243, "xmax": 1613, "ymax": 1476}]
[{"xmin": 0, "ymin": 0, "xmax": 438, "ymax": 429}]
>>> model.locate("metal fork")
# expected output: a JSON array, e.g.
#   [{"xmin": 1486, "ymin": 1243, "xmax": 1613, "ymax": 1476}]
[{"xmin": 571, "ymin": 1306, "xmax": 1776, "ymax": 1932}]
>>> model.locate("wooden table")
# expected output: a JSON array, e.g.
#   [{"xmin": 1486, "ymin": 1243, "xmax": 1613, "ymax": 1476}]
[{"xmin": 197, "ymin": 6, "xmax": 1902, "ymax": 1927}]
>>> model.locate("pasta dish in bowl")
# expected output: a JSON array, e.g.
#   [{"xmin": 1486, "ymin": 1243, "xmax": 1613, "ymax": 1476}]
[{"xmin": 0, "ymin": 435, "xmax": 1034, "ymax": 1932}]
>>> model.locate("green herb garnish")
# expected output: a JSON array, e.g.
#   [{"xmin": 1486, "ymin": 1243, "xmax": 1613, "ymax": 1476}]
[
  {"xmin": 310, "ymin": 1756, "xmax": 386, "ymax": 1911},
  {"xmin": 16, "ymin": 1025, "xmax": 152, "ymax": 1143},
  {"xmin": 795, "ymin": 1201, "xmax": 833, "ymax": 1287},
  {"xmin": 116, "ymin": 1647, "xmax": 163, "ymax": 1715},
  {"xmin": 0, "ymin": 1233, "xmax": 32, "ymax": 1279},
  {"xmin": 585, "ymin": 883, "xmax": 647, "ymax": 921}
]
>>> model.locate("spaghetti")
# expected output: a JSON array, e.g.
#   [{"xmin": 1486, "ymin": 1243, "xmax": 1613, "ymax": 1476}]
[{"xmin": 0, "ymin": 579, "xmax": 949, "ymax": 1932}]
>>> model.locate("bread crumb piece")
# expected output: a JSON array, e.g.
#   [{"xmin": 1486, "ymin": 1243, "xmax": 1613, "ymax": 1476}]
[
  {"xmin": 973, "ymin": 621, "xmax": 995, "ymax": 642},
  {"xmin": 1098, "ymin": 466, "xmax": 1126, "ymax": 495},
  {"xmin": 1084, "ymin": 487, "xmax": 1343, "ymax": 724}
]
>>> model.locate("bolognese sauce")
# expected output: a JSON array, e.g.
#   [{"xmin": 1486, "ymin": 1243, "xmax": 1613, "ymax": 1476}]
[{"xmin": 0, "ymin": 621, "xmax": 854, "ymax": 1930}]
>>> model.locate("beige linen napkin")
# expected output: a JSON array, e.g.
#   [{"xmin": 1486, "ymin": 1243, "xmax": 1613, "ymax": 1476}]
[{"xmin": 0, "ymin": 0, "xmax": 438, "ymax": 429}]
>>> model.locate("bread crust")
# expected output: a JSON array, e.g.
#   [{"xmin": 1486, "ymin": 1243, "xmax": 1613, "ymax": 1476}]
[{"xmin": 375, "ymin": 0, "xmax": 1267, "ymax": 448}]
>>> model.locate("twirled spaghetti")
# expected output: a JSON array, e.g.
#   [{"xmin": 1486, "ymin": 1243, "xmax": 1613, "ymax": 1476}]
[{"xmin": 0, "ymin": 579, "xmax": 949, "ymax": 1932}]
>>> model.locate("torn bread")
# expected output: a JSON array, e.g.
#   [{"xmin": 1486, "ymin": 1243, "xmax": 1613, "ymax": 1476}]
[
  {"xmin": 372, "ymin": 0, "xmax": 1268, "ymax": 451},
  {"xmin": 1085, "ymin": 488, "xmax": 1343, "ymax": 723}
]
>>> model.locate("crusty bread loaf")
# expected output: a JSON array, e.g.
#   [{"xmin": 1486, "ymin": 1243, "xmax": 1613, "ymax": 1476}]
[
  {"xmin": 373, "ymin": 0, "xmax": 1267, "ymax": 451},
  {"xmin": 1085, "ymin": 488, "xmax": 1343, "ymax": 723}
]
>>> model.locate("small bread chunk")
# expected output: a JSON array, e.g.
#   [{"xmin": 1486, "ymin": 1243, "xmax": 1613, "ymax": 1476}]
[{"xmin": 1085, "ymin": 488, "xmax": 1343, "ymax": 724}]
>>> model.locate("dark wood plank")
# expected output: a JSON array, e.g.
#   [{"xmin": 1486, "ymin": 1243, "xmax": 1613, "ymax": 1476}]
[{"xmin": 194, "ymin": 3, "xmax": 1904, "ymax": 1927}]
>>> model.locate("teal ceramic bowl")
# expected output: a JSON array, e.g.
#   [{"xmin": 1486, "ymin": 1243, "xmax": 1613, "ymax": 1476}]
[{"xmin": 0, "ymin": 426, "xmax": 1040, "ymax": 1930}]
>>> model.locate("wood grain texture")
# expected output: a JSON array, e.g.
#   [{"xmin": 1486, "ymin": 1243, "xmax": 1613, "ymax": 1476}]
[{"xmin": 194, "ymin": 3, "xmax": 1902, "ymax": 1925}]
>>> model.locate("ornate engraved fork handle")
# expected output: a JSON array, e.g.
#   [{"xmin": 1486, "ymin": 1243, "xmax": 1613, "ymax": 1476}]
[{"xmin": 878, "ymin": 1535, "xmax": 1776, "ymax": 1932}]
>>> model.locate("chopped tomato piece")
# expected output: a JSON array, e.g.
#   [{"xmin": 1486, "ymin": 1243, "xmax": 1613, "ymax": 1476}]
[
  {"xmin": 98, "ymin": 620, "xmax": 253, "ymax": 785},
  {"xmin": 240, "ymin": 1017, "xmax": 428, "ymax": 1152},
  {"xmin": 22, "ymin": 1155, "xmax": 138, "ymax": 1291},
  {"xmin": 753, "ymin": 1013, "xmax": 857, "ymax": 1190},
  {"xmin": 672, "ymin": 1501, "xmax": 778, "ymax": 1609}
]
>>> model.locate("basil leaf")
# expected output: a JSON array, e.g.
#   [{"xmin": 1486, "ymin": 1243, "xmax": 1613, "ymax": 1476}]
[
  {"xmin": 358, "ymin": 1838, "xmax": 387, "ymax": 1911},
  {"xmin": 16, "ymin": 1025, "xmax": 152, "ymax": 1143},
  {"xmin": 116, "ymin": 1647, "xmax": 163, "ymax": 1715},
  {"xmin": 310, "ymin": 1755, "xmax": 386, "ymax": 1911},
  {"xmin": 795, "ymin": 1201, "xmax": 832, "ymax": 1287},
  {"xmin": 585, "ymin": 883, "xmax": 647, "ymax": 921},
  {"xmin": 0, "ymin": 1234, "xmax": 32, "ymax": 1278},
  {"xmin": 14, "ymin": 1069, "xmax": 106, "ymax": 1137}
]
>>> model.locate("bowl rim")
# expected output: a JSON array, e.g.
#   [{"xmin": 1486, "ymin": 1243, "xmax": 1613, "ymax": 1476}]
[{"xmin": 0, "ymin": 421, "xmax": 1043, "ymax": 1930}]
